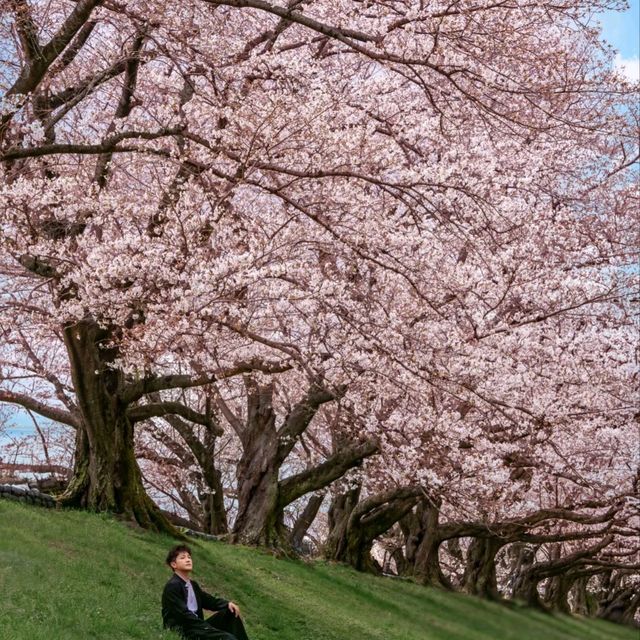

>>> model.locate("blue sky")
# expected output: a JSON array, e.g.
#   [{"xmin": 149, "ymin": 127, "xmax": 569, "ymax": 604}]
[
  {"xmin": 600, "ymin": 0, "xmax": 640, "ymax": 80},
  {"xmin": 600, "ymin": 0, "xmax": 640, "ymax": 57}
]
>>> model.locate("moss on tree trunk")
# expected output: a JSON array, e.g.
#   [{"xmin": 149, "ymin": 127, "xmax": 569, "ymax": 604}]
[{"xmin": 57, "ymin": 320, "xmax": 179, "ymax": 536}]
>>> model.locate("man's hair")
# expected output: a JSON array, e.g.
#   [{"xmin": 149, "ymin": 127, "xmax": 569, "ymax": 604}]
[{"xmin": 166, "ymin": 544, "xmax": 192, "ymax": 568}]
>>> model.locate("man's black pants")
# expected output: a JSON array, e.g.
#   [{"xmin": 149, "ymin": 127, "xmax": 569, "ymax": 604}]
[{"xmin": 178, "ymin": 608, "xmax": 250, "ymax": 640}]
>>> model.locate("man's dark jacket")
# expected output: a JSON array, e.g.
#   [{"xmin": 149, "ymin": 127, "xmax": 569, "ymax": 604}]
[{"xmin": 162, "ymin": 572, "xmax": 229, "ymax": 632}]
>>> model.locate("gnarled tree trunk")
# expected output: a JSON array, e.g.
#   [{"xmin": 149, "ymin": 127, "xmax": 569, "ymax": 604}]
[
  {"xmin": 413, "ymin": 501, "xmax": 452, "ymax": 589},
  {"xmin": 544, "ymin": 573, "xmax": 574, "ymax": 614},
  {"xmin": 324, "ymin": 486, "xmax": 422, "ymax": 573},
  {"xmin": 201, "ymin": 466, "xmax": 228, "ymax": 536},
  {"xmin": 462, "ymin": 536, "xmax": 504, "ymax": 600},
  {"xmin": 597, "ymin": 585, "xmax": 640, "ymax": 626},
  {"xmin": 512, "ymin": 569, "xmax": 545, "ymax": 609},
  {"xmin": 542, "ymin": 545, "xmax": 574, "ymax": 614},
  {"xmin": 58, "ymin": 320, "xmax": 176, "ymax": 534},
  {"xmin": 324, "ymin": 486, "xmax": 362, "ymax": 561},
  {"xmin": 230, "ymin": 377, "xmax": 376, "ymax": 548},
  {"xmin": 571, "ymin": 575, "xmax": 597, "ymax": 616},
  {"xmin": 231, "ymin": 381, "xmax": 282, "ymax": 545}
]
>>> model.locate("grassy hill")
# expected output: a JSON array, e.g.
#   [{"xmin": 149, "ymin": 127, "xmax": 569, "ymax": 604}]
[{"xmin": 0, "ymin": 499, "xmax": 634, "ymax": 640}]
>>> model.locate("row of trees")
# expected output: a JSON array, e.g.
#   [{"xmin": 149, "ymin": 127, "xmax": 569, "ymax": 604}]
[{"xmin": 0, "ymin": 0, "xmax": 638, "ymax": 625}]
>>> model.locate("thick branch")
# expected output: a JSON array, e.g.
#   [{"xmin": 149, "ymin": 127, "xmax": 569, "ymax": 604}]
[
  {"xmin": 10, "ymin": 1, "xmax": 42, "ymax": 61},
  {"xmin": 528, "ymin": 536, "xmax": 615, "ymax": 580},
  {"xmin": 290, "ymin": 492, "xmax": 325, "ymax": 550},
  {"xmin": 2, "ymin": 128, "xmax": 183, "ymax": 161},
  {"xmin": 360, "ymin": 495, "xmax": 421, "ymax": 541},
  {"xmin": 212, "ymin": 390, "xmax": 244, "ymax": 439},
  {"xmin": 146, "ymin": 427, "xmax": 195, "ymax": 467},
  {"xmin": 278, "ymin": 438, "xmax": 379, "ymax": 507},
  {"xmin": 277, "ymin": 382, "xmax": 345, "ymax": 458},
  {"xmin": 40, "ymin": 1, "xmax": 103, "ymax": 62},
  {"xmin": 161, "ymin": 414, "xmax": 211, "ymax": 470},
  {"xmin": 94, "ymin": 33, "xmax": 145, "ymax": 186},
  {"xmin": 204, "ymin": 0, "xmax": 374, "ymax": 43},
  {"xmin": 122, "ymin": 358, "xmax": 292, "ymax": 403},
  {"xmin": 18, "ymin": 254, "xmax": 59, "ymax": 279},
  {"xmin": 127, "ymin": 402, "xmax": 223, "ymax": 436},
  {"xmin": 435, "ymin": 504, "xmax": 623, "ymax": 543},
  {"xmin": 509, "ymin": 505, "xmax": 622, "ymax": 528},
  {"xmin": 0, "ymin": 390, "xmax": 80, "ymax": 428},
  {"xmin": 55, "ymin": 19, "xmax": 97, "ymax": 70},
  {"xmin": 518, "ymin": 525, "xmax": 615, "ymax": 545},
  {"xmin": 352, "ymin": 486, "xmax": 424, "ymax": 523},
  {"xmin": 1, "ymin": 0, "xmax": 103, "ymax": 139},
  {"xmin": 49, "ymin": 58, "xmax": 126, "ymax": 112}
]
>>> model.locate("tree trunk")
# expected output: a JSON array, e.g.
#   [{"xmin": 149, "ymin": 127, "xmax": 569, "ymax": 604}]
[
  {"xmin": 598, "ymin": 586, "xmax": 640, "ymax": 627},
  {"xmin": 324, "ymin": 486, "xmax": 422, "ymax": 573},
  {"xmin": 542, "ymin": 544, "xmax": 573, "ymax": 614},
  {"xmin": 231, "ymin": 378, "xmax": 372, "ymax": 548},
  {"xmin": 398, "ymin": 505, "xmax": 423, "ymax": 576},
  {"xmin": 391, "ymin": 545, "xmax": 409, "ymax": 576},
  {"xmin": 200, "ymin": 427, "xmax": 228, "ymax": 535},
  {"xmin": 158, "ymin": 409, "xmax": 228, "ymax": 535},
  {"xmin": 504, "ymin": 544, "xmax": 536, "ymax": 599},
  {"xmin": 324, "ymin": 486, "xmax": 361, "ymax": 561},
  {"xmin": 58, "ymin": 320, "xmax": 177, "ymax": 535},
  {"xmin": 544, "ymin": 573, "xmax": 574, "ymax": 614},
  {"xmin": 202, "ymin": 468, "xmax": 228, "ymax": 535},
  {"xmin": 512, "ymin": 569, "xmax": 544, "ymax": 609},
  {"xmin": 331, "ymin": 515, "xmax": 378, "ymax": 572},
  {"xmin": 571, "ymin": 576, "xmax": 596, "ymax": 616},
  {"xmin": 462, "ymin": 537, "xmax": 504, "ymax": 600},
  {"xmin": 413, "ymin": 502, "xmax": 452, "ymax": 589},
  {"xmin": 290, "ymin": 493, "xmax": 324, "ymax": 552},
  {"xmin": 232, "ymin": 437, "xmax": 282, "ymax": 546},
  {"xmin": 231, "ymin": 380, "xmax": 283, "ymax": 546}
]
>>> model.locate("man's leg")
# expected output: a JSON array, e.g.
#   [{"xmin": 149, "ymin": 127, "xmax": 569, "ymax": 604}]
[
  {"xmin": 206, "ymin": 609, "xmax": 250, "ymax": 640},
  {"xmin": 180, "ymin": 616, "xmax": 238, "ymax": 640}
]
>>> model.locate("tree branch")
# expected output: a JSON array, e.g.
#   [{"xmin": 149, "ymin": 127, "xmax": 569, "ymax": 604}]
[
  {"xmin": 278, "ymin": 438, "xmax": 379, "ymax": 507},
  {"xmin": 352, "ymin": 486, "xmax": 424, "ymax": 523},
  {"xmin": 204, "ymin": 0, "xmax": 374, "ymax": 43},
  {"xmin": 10, "ymin": 1, "xmax": 42, "ymax": 62},
  {"xmin": 127, "ymin": 401, "xmax": 223, "ymax": 435},
  {"xmin": 122, "ymin": 358, "xmax": 292, "ymax": 403},
  {"xmin": 276, "ymin": 381, "xmax": 345, "ymax": 459},
  {"xmin": 527, "ymin": 536, "xmax": 615, "ymax": 579},
  {"xmin": 94, "ymin": 33, "xmax": 146, "ymax": 186},
  {"xmin": 1, "ymin": 0, "xmax": 104, "ymax": 140},
  {"xmin": 211, "ymin": 388, "xmax": 245, "ymax": 439},
  {"xmin": 1, "ymin": 128, "xmax": 183, "ymax": 161},
  {"xmin": 0, "ymin": 390, "xmax": 80, "ymax": 428}
]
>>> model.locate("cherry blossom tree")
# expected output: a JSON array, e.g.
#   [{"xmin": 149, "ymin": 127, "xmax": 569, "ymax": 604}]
[{"xmin": 0, "ymin": 0, "xmax": 637, "ymax": 548}]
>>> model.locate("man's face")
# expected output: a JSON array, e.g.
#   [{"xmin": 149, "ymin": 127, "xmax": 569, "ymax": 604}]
[{"xmin": 171, "ymin": 551, "xmax": 193, "ymax": 573}]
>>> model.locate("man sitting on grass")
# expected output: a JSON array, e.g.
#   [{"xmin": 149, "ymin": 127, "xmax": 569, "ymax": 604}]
[{"xmin": 162, "ymin": 544, "xmax": 250, "ymax": 640}]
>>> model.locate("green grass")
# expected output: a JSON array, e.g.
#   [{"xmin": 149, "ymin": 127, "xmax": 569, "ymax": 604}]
[{"xmin": 0, "ymin": 499, "xmax": 634, "ymax": 640}]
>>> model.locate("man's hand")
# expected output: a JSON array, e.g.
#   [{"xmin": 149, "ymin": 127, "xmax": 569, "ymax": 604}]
[{"xmin": 228, "ymin": 602, "xmax": 241, "ymax": 617}]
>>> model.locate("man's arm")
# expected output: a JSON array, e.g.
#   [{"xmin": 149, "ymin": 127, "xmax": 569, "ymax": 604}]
[{"xmin": 194, "ymin": 581, "xmax": 229, "ymax": 612}]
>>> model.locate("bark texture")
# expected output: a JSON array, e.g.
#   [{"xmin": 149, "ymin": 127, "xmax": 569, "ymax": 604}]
[
  {"xmin": 462, "ymin": 536, "xmax": 504, "ymax": 600},
  {"xmin": 324, "ymin": 486, "xmax": 423, "ymax": 572},
  {"xmin": 290, "ymin": 493, "xmax": 325, "ymax": 552},
  {"xmin": 58, "ymin": 320, "xmax": 178, "ymax": 535},
  {"xmin": 230, "ymin": 377, "xmax": 376, "ymax": 547},
  {"xmin": 412, "ymin": 502, "xmax": 452, "ymax": 589}
]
